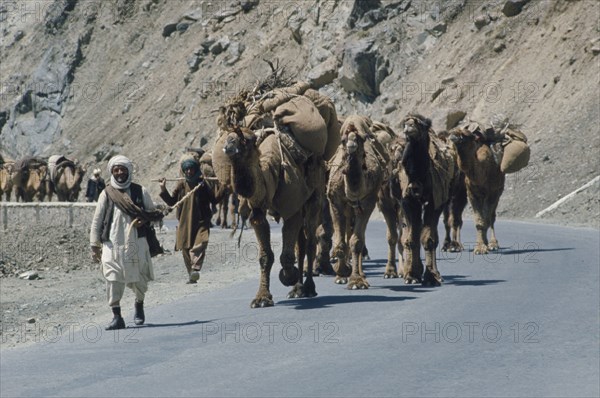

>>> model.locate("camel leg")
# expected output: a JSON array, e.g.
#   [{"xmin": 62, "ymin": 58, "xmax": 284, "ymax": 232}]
[
  {"xmin": 229, "ymin": 194, "xmax": 238, "ymax": 229},
  {"xmin": 295, "ymin": 192, "xmax": 321, "ymax": 297},
  {"xmin": 278, "ymin": 211, "xmax": 303, "ymax": 290},
  {"xmin": 315, "ymin": 198, "xmax": 335, "ymax": 276},
  {"xmin": 422, "ymin": 205, "xmax": 444, "ymax": 287},
  {"xmin": 396, "ymin": 208, "xmax": 405, "ymax": 278},
  {"xmin": 487, "ymin": 192, "xmax": 502, "ymax": 251},
  {"xmin": 329, "ymin": 197, "xmax": 351, "ymax": 284},
  {"xmin": 347, "ymin": 204, "xmax": 374, "ymax": 290},
  {"xmin": 450, "ymin": 181, "xmax": 468, "ymax": 252},
  {"xmin": 441, "ymin": 203, "xmax": 452, "ymax": 252},
  {"xmin": 470, "ymin": 193, "xmax": 489, "ymax": 255},
  {"xmin": 378, "ymin": 194, "xmax": 399, "ymax": 279},
  {"xmin": 292, "ymin": 229, "xmax": 309, "ymax": 298},
  {"xmin": 249, "ymin": 208, "xmax": 275, "ymax": 308},
  {"xmin": 401, "ymin": 198, "xmax": 423, "ymax": 284}
]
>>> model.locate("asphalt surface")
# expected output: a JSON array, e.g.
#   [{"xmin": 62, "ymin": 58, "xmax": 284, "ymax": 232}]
[{"xmin": 1, "ymin": 220, "xmax": 599, "ymax": 398}]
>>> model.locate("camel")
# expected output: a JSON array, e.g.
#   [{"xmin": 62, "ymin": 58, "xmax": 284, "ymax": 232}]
[
  {"xmin": 436, "ymin": 131, "xmax": 468, "ymax": 253},
  {"xmin": 0, "ymin": 160, "xmax": 15, "ymax": 201},
  {"xmin": 394, "ymin": 114, "xmax": 461, "ymax": 286},
  {"xmin": 12, "ymin": 159, "xmax": 48, "ymax": 202},
  {"xmin": 198, "ymin": 152, "xmax": 237, "ymax": 229},
  {"xmin": 49, "ymin": 160, "xmax": 86, "ymax": 202},
  {"xmin": 216, "ymin": 126, "xmax": 326, "ymax": 307},
  {"xmin": 326, "ymin": 115, "xmax": 397, "ymax": 288},
  {"xmin": 449, "ymin": 126, "xmax": 505, "ymax": 254}
]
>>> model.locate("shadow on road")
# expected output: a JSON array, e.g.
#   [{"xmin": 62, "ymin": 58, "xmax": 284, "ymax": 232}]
[
  {"xmin": 138, "ymin": 319, "xmax": 215, "ymax": 328},
  {"xmin": 277, "ymin": 294, "xmax": 416, "ymax": 310},
  {"xmin": 499, "ymin": 247, "xmax": 574, "ymax": 255},
  {"xmin": 442, "ymin": 275, "xmax": 506, "ymax": 286}
]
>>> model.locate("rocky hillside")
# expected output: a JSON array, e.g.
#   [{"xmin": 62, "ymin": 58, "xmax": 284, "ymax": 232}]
[{"xmin": 1, "ymin": 0, "xmax": 598, "ymax": 227}]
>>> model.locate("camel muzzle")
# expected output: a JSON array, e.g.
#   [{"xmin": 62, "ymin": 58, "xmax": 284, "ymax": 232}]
[
  {"xmin": 223, "ymin": 144, "xmax": 239, "ymax": 156},
  {"xmin": 346, "ymin": 140, "xmax": 358, "ymax": 154}
]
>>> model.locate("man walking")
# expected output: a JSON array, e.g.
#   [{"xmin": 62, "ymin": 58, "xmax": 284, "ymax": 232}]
[
  {"xmin": 90, "ymin": 155, "xmax": 163, "ymax": 330},
  {"xmin": 159, "ymin": 154, "xmax": 223, "ymax": 283}
]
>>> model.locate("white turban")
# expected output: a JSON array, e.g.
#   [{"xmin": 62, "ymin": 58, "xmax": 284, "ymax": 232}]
[{"xmin": 107, "ymin": 155, "xmax": 133, "ymax": 190}]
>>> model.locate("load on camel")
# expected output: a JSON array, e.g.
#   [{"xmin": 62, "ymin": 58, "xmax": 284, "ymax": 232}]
[
  {"xmin": 0, "ymin": 155, "xmax": 15, "ymax": 201},
  {"xmin": 326, "ymin": 116, "xmax": 399, "ymax": 288},
  {"xmin": 448, "ymin": 120, "xmax": 529, "ymax": 254},
  {"xmin": 212, "ymin": 70, "xmax": 340, "ymax": 308},
  {"xmin": 11, "ymin": 157, "xmax": 48, "ymax": 202},
  {"xmin": 47, "ymin": 155, "xmax": 86, "ymax": 202},
  {"xmin": 392, "ymin": 114, "xmax": 462, "ymax": 286}
]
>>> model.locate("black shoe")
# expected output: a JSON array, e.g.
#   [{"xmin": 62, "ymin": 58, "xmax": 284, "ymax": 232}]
[
  {"xmin": 106, "ymin": 306, "xmax": 126, "ymax": 330},
  {"xmin": 189, "ymin": 270, "xmax": 200, "ymax": 282},
  {"xmin": 106, "ymin": 316, "xmax": 126, "ymax": 330},
  {"xmin": 134, "ymin": 301, "xmax": 145, "ymax": 326}
]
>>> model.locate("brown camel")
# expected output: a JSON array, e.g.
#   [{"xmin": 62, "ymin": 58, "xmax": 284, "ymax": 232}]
[
  {"xmin": 13, "ymin": 164, "xmax": 48, "ymax": 202},
  {"xmin": 215, "ymin": 126, "xmax": 326, "ymax": 307},
  {"xmin": 436, "ymin": 131, "xmax": 468, "ymax": 253},
  {"xmin": 395, "ymin": 114, "xmax": 461, "ymax": 286},
  {"xmin": 449, "ymin": 126, "xmax": 505, "ymax": 254},
  {"xmin": 0, "ymin": 161, "xmax": 14, "ymax": 201},
  {"xmin": 198, "ymin": 152, "xmax": 236, "ymax": 229},
  {"xmin": 50, "ymin": 160, "xmax": 86, "ymax": 202},
  {"xmin": 327, "ymin": 115, "xmax": 397, "ymax": 288}
]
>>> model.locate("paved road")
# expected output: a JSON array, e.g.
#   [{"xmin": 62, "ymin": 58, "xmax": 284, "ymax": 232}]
[{"xmin": 1, "ymin": 220, "xmax": 599, "ymax": 398}]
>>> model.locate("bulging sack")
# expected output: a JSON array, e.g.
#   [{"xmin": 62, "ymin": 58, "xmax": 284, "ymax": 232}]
[
  {"xmin": 500, "ymin": 129, "xmax": 530, "ymax": 173},
  {"xmin": 501, "ymin": 141, "xmax": 530, "ymax": 173},
  {"xmin": 273, "ymin": 96, "xmax": 328, "ymax": 157}
]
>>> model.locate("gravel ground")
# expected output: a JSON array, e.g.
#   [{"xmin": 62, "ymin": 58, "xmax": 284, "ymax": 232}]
[{"xmin": 0, "ymin": 218, "xmax": 272, "ymax": 350}]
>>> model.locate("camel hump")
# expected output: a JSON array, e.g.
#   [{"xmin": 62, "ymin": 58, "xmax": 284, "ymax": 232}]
[{"xmin": 273, "ymin": 95, "xmax": 328, "ymax": 157}]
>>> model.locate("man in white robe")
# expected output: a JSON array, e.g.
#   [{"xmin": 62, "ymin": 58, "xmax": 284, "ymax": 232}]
[{"xmin": 90, "ymin": 155, "xmax": 160, "ymax": 330}]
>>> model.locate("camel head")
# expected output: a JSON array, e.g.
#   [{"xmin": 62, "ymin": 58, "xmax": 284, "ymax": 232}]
[
  {"xmin": 448, "ymin": 126, "xmax": 484, "ymax": 150},
  {"xmin": 340, "ymin": 122, "xmax": 368, "ymax": 174},
  {"xmin": 402, "ymin": 114, "xmax": 432, "ymax": 140},
  {"xmin": 222, "ymin": 127, "xmax": 256, "ymax": 159},
  {"xmin": 389, "ymin": 137, "xmax": 407, "ymax": 171}
]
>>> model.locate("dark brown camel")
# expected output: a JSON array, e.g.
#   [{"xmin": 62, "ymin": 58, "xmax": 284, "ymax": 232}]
[{"xmin": 395, "ymin": 114, "xmax": 461, "ymax": 286}]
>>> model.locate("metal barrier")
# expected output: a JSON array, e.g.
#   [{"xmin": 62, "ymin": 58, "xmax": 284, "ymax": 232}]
[{"xmin": 0, "ymin": 202, "xmax": 96, "ymax": 230}]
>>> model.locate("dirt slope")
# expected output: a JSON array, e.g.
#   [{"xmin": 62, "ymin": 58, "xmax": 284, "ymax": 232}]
[{"xmin": 1, "ymin": 0, "xmax": 598, "ymax": 226}]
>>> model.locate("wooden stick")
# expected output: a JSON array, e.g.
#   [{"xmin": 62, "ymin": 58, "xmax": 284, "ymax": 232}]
[{"xmin": 151, "ymin": 178, "xmax": 185, "ymax": 182}]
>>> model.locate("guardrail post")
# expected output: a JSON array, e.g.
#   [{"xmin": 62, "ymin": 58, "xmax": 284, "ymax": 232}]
[
  {"xmin": 68, "ymin": 205, "xmax": 74, "ymax": 228},
  {"xmin": 35, "ymin": 205, "xmax": 40, "ymax": 223},
  {"xmin": 2, "ymin": 206, "xmax": 7, "ymax": 230}
]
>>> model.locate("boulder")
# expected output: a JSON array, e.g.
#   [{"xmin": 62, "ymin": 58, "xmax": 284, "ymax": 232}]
[
  {"xmin": 307, "ymin": 58, "xmax": 338, "ymax": 88},
  {"xmin": 502, "ymin": 0, "xmax": 530, "ymax": 17},
  {"xmin": 339, "ymin": 39, "xmax": 388, "ymax": 102}
]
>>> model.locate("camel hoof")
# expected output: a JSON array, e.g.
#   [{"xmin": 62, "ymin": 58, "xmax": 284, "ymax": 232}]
[
  {"xmin": 287, "ymin": 289, "xmax": 305, "ymax": 299},
  {"xmin": 474, "ymin": 246, "xmax": 489, "ymax": 255},
  {"xmin": 279, "ymin": 267, "xmax": 300, "ymax": 287},
  {"xmin": 422, "ymin": 270, "xmax": 443, "ymax": 287},
  {"xmin": 335, "ymin": 276, "xmax": 348, "ymax": 285},
  {"xmin": 250, "ymin": 297, "xmax": 274, "ymax": 308},
  {"xmin": 383, "ymin": 271, "xmax": 399, "ymax": 279},
  {"xmin": 348, "ymin": 276, "xmax": 370, "ymax": 290},
  {"xmin": 316, "ymin": 262, "xmax": 336, "ymax": 276}
]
